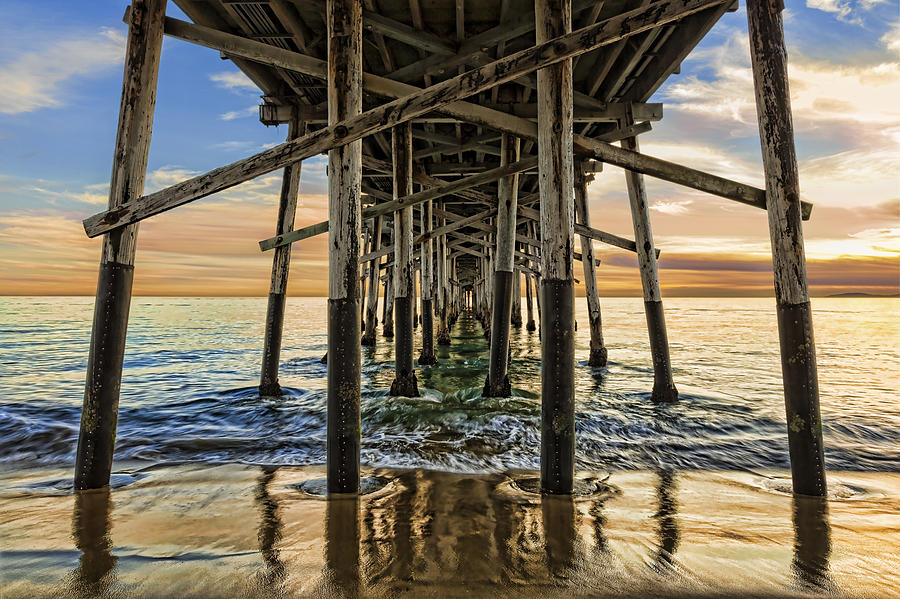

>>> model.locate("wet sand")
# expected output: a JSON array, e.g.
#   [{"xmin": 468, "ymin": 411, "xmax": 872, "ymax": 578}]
[{"xmin": 1, "ymin": 465, "xmax": 898, "ymax": 598}]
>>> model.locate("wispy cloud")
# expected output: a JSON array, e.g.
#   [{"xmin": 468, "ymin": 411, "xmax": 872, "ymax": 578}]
[
  {"xmin": 0, "ymin": 28, "xmax": 125, "ymax": 114},
  {"xmin": 210, "ymin": 71, "xmax": 260, "ymax": 93},
  {"xmin": 220, "ymin": 105, "xmax": 259, "ymax": 121},
  {"xmin": 806, "ymin": 0, "xmax": 888, "ymax": 24},
  {"xmin": 665, "ymin": 31, "xmax": 900, "ymax": 141},
  {"xmin": 882, "ymin": 19, "xmax": 900, "ymax": 56}
]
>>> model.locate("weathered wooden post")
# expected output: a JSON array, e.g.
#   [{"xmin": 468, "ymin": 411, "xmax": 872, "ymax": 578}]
[
  {"xmin": 484, "ymin": 133, "xmax": 520, "ymax": 397},
  {"xmin": 359, "ymin": 227, "xmax": 368, "ymax": 332},
  {"xmin": 361, "ymin": 215, "xmax": 383, "ymax": 346},
  {"xmin": 74, "ymin": 0, "xmax": 166, "ymax": 491},
  {"xmin": 524, "ymin": 270, "xmax": 536, "ymax": 331},
  {"xmin": 418, "ymin": 200, "xmax": 438, "ymax": 364},
  {"xmin": 511, "ymin": 268, "xmax": 523, "ymax": 328},
  {"xmin": 382, "ymin": 243, "xmax": 394, "ymax": 337},
  {"xmin": 747, "ymin": 0, "xmax": 826, "ymax": 497},
  {"xmin": 326, "ymin": 0, "xmax": 362, "ymax": 494},
  {"xmin": 621, "ymin": 107, "xmax": 678, "ymax": 403},
  {"xmin": 574, "ymin": 165, "xmax": 608, "ymax": 367},
  {"xmin": 260, "ymin": 114, "xmax": 303, "ymax": 396},
  {"xmin": 536, "ymin": 0, "xmax": 576, "ymax": 494},
  {"xmin": 389, "ymin": 123, "xmax": 420, "ymax": 397},
  {"xmin": 436, "ymin": 208, "xmax": 452, "ymax": 345}
]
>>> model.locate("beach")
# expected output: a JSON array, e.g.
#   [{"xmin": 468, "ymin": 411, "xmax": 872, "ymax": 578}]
[{"xmin": 2, "ymin": 464, "xmax": 899, "ymax": 598}]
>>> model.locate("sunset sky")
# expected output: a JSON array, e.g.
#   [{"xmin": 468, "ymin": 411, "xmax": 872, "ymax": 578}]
[{"xmin": 0, "ymin": 0, "xmax": 897, "ymax": 297}]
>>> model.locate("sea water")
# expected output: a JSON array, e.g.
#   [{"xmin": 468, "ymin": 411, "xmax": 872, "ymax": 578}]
[{"xmin": 1, "ymin": 296, "xmax": 898, "ymax": 474}]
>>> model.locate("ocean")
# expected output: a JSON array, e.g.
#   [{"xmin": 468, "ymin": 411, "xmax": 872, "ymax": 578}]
[{"xmin": 1, "ymin": 296, "xmax": 898, "ymax": 473}]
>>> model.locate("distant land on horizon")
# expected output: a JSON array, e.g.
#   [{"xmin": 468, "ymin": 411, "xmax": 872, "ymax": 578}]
[{"xmin": 826, "ymin": 292, "xmax": 900, "ymax": 298}]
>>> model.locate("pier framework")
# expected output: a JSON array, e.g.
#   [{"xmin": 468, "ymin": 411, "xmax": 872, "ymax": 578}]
[{"xmin": 76, "ymin": 0, "xmax": 825, "ymax": 496}]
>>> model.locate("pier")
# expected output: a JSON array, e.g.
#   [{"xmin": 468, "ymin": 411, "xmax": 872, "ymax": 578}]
[{"xmin": 76, "ymin": 0, "xmax": 825, "ymax": 497}]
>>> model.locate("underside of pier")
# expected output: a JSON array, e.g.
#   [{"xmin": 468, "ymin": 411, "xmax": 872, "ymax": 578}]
[{"xmin": 75, "ymin": 0, "xmax": 826, "ymax": 497}]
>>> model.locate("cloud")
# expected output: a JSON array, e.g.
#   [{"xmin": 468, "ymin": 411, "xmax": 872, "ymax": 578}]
[
  {"xmin": 650, "ymin": 200, "xmax": 694, "ymax": 216},
  {"xmin": 659, "ymin": 28, "xmax": 899, "ymax": 211},
  {"xmin": 0, "ymin": 28, "xmax": 125, "ymax": 114},
  {"xmin": 806, "ymin": 0, "xmax": 888, "ymax": 24},
  {"xmin": 220, "ymin": 105, "xmax": 259, "ymax": 121},
  {"xmin": 664, "ymin": 31, "xmax": 900, "ymax": 142},
  {"xmin": 883, "ymin": 20, "xmax": 900, "ymax": 56},
  {"xmin": 210, "ymin": 71, "xmax": 260, "ymax": 93}
]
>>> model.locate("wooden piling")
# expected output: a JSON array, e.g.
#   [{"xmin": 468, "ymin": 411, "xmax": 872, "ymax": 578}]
[
  {"xmin": 361, "ymin": 215, "xmax": 382, "ymax": 346},
  {"xmin": 389, "ymin": 123, "xmax": 420, "ymax": 397},
  {"xmin": 574, "ymin": 165, "xmax": 608, "ymax": 367},
  {"xmin": 524, "ymin": 269, "xmax": 536, "ymax": 331},
  {"xmin": 260, "ymin": 114, "xmax": 303, "ymax": 396},
  {"xmin": 418, "ymin": 200, "xmax": 438, "ymax": 364},
  {"xmin": 326, "ymin": 0, "xmax": 362, "ymax": 494},
  {"xmin": 622, "ymin": 108, "xmax": 678, "ymax": 403},
  {"xmin": 436, "ymin": 206, "xmax": 452, "ymax": 345},
  {"xmin": 511, "ymin": 268, "xmax": 523, "ymax": 328},
  {"xmin": 75, "ymin": 0, "xmax": 166, "ymax": 491},
  {"xmin": 536, "ymin": 0, "xmax": 576, "ymax": 495},
  {"xmin": 484, "ymin": 133, "xmax": 520, "ymax": 397},
  {"xmin": 382, "ymin": 254, "xmax": 394, "ymax": 337},
  {"xmin": 747, "ymin": 0, "xmax": 825, "ymax": 497}
]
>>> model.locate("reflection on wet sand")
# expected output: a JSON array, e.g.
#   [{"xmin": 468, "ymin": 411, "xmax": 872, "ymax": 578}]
[
  {"xmin": 40, "ymin": 465, "xmax": 868, "ymax": 599},
  {"xmin": 652, "ymin": 469, "xmax": 680, "ymax": 570},
  {"xmin": 255, "ymin": 467, "xmax": 286, "ymax": 587},
  {"xmin": 70, "ymin": 488, "xmax": 116, "ymax": 598},
  {"xmin": 325, "ymin": 471, "xmax": 613, "ymax": 594},
  {"xmin": 325, "ymin": 493, "xmax": 361, "ymax": 598},
  {"xmin": 792, "ymin": 493, "xmax": 832, "ymax": 592}
]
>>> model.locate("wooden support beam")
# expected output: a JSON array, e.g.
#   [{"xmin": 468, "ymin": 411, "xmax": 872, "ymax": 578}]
[
  {"xmin": 622, "ymin": 106, "xmax": 678, "ymax": 403},
  {"xmin": 574, "ymin": 164, "xmax": 608, "ymax": 367},
  {"xmin": 416, "ymin": 208, "xmax": 497, "ymax": 244},
  {"xmin": 361, "ymin": 214, "xmax": 383, "ymax": 346},
  {"xmin": 153, "ymin": 10, "xmax": 806, "ymax": 220},
  {"xmin": 481, "ymin": 101, "xmax": 662, "ymax": 122},
  {"xmin": 389, "ymin": 123, "xmax": 419, "ymax": 397},
  {"xmin": 326, "ymin": 0, "xmax": 363, "ymax": 494},
  {"xmin": 75, "ymin": 0, "xmax": 166, "ymax": 491},
  {"xmin": 517, "ymin": 205, "xmax": 656, "ymax": 256},
  {"xmin": 260, "ymin": 157, "xmax": 538, "ymax": 250},
  {"xmin": 84, "ymin": 0, "xmax": 728, "ymax": 237},
  {"xmin": 485, "ymin": 133, "xmax": 520, "ymax": 397},
  {"xmin": 260, "ymin": 115, "xmax": 303, "ymax": 396},
  {"xmin": 386, "ymin": 0, "xmax": 598, "ymax": 82},
  {"xmin": 418, "ymin": 200, "xmax": 438, "ymax": 364},
  {"xmin": 537, "ymin": 0, "xmax": 576, "ymax": 495},
  {"xmin": 747, "ymin": 0, "xmax": 825, "ymax": 497}
]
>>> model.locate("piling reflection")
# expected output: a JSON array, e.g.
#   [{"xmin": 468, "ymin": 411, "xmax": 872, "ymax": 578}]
[
  {"xmin": 324, "ymin": 493, "xmax": 361, "ymax": 598},
  {"xmin": 652, "ymin": 469, "xmax": 680, "ymax": 570},
  {"xmin": 541, "ymin": 493, "xmax": 578, "ymax": 578},
  {"xmin": 71, "ymin": 488, "xmax": 117, "ymax": 597},
  {"xmin": 351, "ymin": 472, "xmax": 619, "ymax": 590},
  {"xmin": 792, "ymin": 494, "xmax": 832, "ymax": 592},
  {"xmin": 254, "ymin": 467, "xmax": 285, "ymax": 586}
]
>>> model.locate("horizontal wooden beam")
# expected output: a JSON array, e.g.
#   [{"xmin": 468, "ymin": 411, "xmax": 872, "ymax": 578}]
[
  {"xmin": 575, "ymin": 134, "xmax": 812, "ymax": 220},
  {"xmin": 162, "ymin": 10, "xmax": 805, "ymax": 222},
  {"xmin": 259, "ymin": 157, "xmax": 538, "ymax": 250},
  {"xmin": 517, "ymin": 205, "xmax": 660, "ymax": 257},
  {"xmin": 85, "ymin": 0, "xmax": 750, "ymax": 237},
  {"xmin": 416, "ymin": 208, "xmax": 497, "ymax": 244},
  {"xmin": 481, "ymin": 101, "xmax": 662, "ymax": 122}
]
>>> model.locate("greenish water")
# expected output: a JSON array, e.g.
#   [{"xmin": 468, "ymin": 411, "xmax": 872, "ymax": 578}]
[{"xmin": 1, "ymin": 296, "xmax": 898, "ymax": 473}]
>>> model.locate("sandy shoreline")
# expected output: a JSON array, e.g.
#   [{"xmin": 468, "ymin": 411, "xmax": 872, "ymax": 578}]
[{"xmin": 2, "ymin": 464, "xmax": 898, "ymax": 598}]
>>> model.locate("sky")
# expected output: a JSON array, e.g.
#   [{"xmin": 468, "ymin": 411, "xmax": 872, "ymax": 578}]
[{"xmin": 0, "ymin": 0, "xmax": 897, "ymax": 297}]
